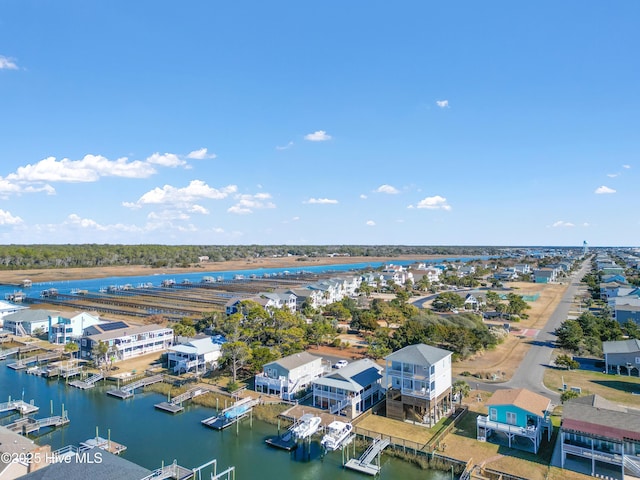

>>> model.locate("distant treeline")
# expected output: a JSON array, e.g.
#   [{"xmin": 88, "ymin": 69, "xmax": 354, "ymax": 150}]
[{"xmin": 0, "ymin": 244, "xmax": 499, "ymax": 270}]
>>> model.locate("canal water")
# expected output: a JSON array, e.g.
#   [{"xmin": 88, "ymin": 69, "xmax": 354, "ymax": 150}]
[{"xmin": 0, "ymin": 363, "xmax": 453, "ymax": 479}]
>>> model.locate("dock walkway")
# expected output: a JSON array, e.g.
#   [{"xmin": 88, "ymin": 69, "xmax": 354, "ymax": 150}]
[
  {"xmin": 201, "ymin": 396, "xmax": 260, "ymax": 430},
  {"xmin": 0, "ymin": 344, "xmax": 40, "ymax": 360},
  {"xmin": 107, "ymin": 374, "xmax": 164, "ymax": 399},
  {"xmin": 344, "ymin": 436, "xmax": 390, "ymax": 476},
  {"xmin": 5, "ymin": 413, "xmax": 70, "ymax": 435},
  {"xmin": 0, "ymin": 399, "xmax": 39, "ymax": 415},
  {"xmin": 155, "ymin": 386, "xmax": 210, "ymax": 413},
  {"xmin": 7, "ymin": 351, "xmax": 64, "ymax": 370},
  {"xmin": 69, "ymin": 372, "xmax": 104, "ymax": 389}
]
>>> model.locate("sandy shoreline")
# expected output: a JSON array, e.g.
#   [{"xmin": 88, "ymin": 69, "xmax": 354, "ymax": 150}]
[{"xmin": 0, "ymin": 255, "xmax": 445, "ymax": 284}]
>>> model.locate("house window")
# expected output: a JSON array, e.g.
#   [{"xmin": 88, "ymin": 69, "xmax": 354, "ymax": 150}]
[
  {"xmin": 490, "ymin": 408, "xmax": 497, "ymax": 421},
  {"xmin": 635, "ymin": 357, "xmax": 640, "ymax": 365},
  {"xmin": 506, "ymin": 412, "xmax": 517, "ymax": 425},
  {"xmin": 430, "ymin": 365, "xmax": 435, "ymax": 375}
]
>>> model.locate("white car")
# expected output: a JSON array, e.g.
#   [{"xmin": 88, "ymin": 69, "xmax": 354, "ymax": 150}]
[{"xmin": 334, "ymin": 360, "xmax": 349, "ymax": 369}]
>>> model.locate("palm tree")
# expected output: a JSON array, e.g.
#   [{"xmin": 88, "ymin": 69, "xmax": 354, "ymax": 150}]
[
  {"xmin": 64, "ymin": 341, "xmax": 79, "ymax": 360},
  {"xmin": 452, "ymin": 380, "xmax": 471, "ymax": 405}
]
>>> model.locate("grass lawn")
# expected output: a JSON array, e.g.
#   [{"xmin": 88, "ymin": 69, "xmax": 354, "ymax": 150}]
[{"xmin": 544, "ymin": 365, "xmax": 640, "ymax": 406}]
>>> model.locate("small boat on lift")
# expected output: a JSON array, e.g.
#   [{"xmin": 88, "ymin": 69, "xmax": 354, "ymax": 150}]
[
  {"xmin": 321, "ymin": 421, "xmax": 353, "ymax": 451},
  {"xmin": 291, "ymin": 413, "xmax": 322, "ymax": 440}
]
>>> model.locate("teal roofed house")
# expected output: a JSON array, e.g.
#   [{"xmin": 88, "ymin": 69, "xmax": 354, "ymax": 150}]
[{"xmin": 477, "ymin": 388, "xmax": 552, "ymax": 454}]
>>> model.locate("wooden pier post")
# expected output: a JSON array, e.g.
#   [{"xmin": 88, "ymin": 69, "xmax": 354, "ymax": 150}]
[{"xmin": 50, "ymin": 399, "xmax": 53, "ymax": 416}]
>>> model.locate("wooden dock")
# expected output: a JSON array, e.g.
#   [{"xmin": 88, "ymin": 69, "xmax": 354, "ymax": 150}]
[
  {"xmin": 0, "ymin": 399, "xmax": 39, "ymax": 415},
  {"xmin": 7, "ymin": 350, "xmax": 64, "ymax": 370},
  {"xmin": 155, "ymin": 386, "xmax": 210, "ymax": 413},
  {"xmin": 0, "ymin": 344, "xmax": 41, "ymax": 360},
  {"xmin": 5, "ymin": 413, "xmax": 70, "ymax": 435},
  {"xmin": 80, "ymin": 436, "xmax": 127, "ymax": 455},
  {"xmin": 344, "ymin": 436, "xmax": 390, "ymax": 476},
  {"xmin": 265, "ymin": 423, "xmax": 298, "ymax": 451},
  {"xmin": 69, "ymin": 372, "xmax": 104, "ymax": 389},
  {"xmin": 107, "ymin": 374, "xmax": 164, "ymax": 399}
]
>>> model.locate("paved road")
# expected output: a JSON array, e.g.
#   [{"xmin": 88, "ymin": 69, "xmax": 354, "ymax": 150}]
[{"xmin": 461, "ymin": 260, "xmax": 592, "ymax": 404}]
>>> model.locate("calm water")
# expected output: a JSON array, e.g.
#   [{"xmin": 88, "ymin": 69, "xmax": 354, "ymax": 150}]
[{"xmin": 0, "ymin": 363, "xmax": 453, "ymax": 479}]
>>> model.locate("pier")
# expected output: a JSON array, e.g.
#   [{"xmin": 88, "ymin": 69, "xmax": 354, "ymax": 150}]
[
  {"xmin": 0, "ymin": 399, "xmax": 39, "ymax": 415},
  {"xmin": 107, "ymin": 374, "xmax": 164, "ymax": 399},
  {"xmin": 344, "ymin": 436, "xmax": 390, "ymax": 476},
  {"xmin": 155, "ymin": 386, "xmax": 211, "ymax": 413},
  {"xmin": 5, "ymin": 412, "xmax": 69, "ymax": 435},
  {"xmin": 69, "ymin": 372, "xmax": 104, "ymax": 389},
  {"xmin": 0, "ymin": 344, "xmax": 41, "ymax": 360},
  {"xmin": 265, "ymin": 417, "xmax": 301, "ymax": 451},
  {"xmin": 201, "ymin": 396, "xmax": 260, "ymax": 430},
  {"xmin": 7, "ymin": 350, "xmax": 64, "ymax": 370}
]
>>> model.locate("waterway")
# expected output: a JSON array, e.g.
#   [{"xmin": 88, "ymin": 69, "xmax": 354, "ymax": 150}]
[{"xmin": 0, "ymin": 363, "xmax": 454, "ymax": 479}]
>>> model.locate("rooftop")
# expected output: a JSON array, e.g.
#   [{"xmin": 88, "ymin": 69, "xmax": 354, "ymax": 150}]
[
  {"xmin": 385, "ymin": 343, "xmax": 452, "ymax": 366},
  {"xmin": 486, "ymin": 388, "xmax": 551, "ymax": 416}
]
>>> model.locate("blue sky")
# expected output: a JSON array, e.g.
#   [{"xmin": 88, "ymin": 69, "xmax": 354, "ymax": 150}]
[{"xmin": 0, "ymin": 2, "xmax": 638, "ymax": 247}]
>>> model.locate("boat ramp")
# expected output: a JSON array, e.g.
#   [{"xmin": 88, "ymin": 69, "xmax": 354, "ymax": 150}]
[
  {"xmin": 344, "ymin": 436, "xmax": 390, "ymax": 476},
  {"xmin": 155, "ymin": 386, "xmax": 211, "ymax": 413},
  {"xmin": 201, "ymin": 396, "xmax": 260, "ymax": 430},
  {"xmin": 107, "ymin": 374, "xmax": 164, "ymax": 399}
]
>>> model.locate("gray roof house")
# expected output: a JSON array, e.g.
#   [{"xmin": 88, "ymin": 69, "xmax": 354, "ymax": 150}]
[
  {"xmin": 255, "ymin": 351, "xmax": 324, "ymax": 401},
  {"xmin": 603, "ymin": 339, "xmax": 640, "ymax": 376},
  {"xmin": 2, "ymin": 309, "xmax": 57, "ymax": 336}
]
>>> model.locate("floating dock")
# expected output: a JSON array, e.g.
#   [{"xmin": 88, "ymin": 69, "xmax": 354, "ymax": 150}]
[
  {"xmin": 155, "ymin": 386, "xmax": 211, "ymax": 413},
  {"xmin": 80, "ymin": 436, "xmax": 127, "ymax": 455},
  {"xmin": 107, "ymin": 374, "xmax": 164, "ymax": 399},
  {"xmin": 69, "ymin": 372, "xmax": 104, "ymax": 389},
  {"xmin": 344, "ymin": 437, "xmax": 390, "ymax": 476},
  {"xmin": 5, "ymin": 413, "xmax": 70, "ymax": 435},
  {"xmin": 201, "ymin": 396, "xmax": 260, "ymax": 430},
  {"xmin": 0, "ymin": 399, "xmax": 39, "ymax": 415}
]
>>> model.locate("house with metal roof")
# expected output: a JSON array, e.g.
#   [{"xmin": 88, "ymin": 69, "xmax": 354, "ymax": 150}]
[
  {"xmin": 560, "ymin": 394, "xmax": 640, "ymax": 478},
  {"xmin": 476, "ymin": 388, "xmax": 552, "ymax": 454},
  {"xmin": 384, "ymin": 343, "xmax": 453, "ymax": 426},
  {"xmin": 48, "ymin": 311, "xmax": 105, "ymax": 345},
  {"xmin": 1, "ymin": 308, "xmax": 57, "ymax": 336},
  {"xmin": 312, "ymin": 358, "xmax": 383, "ymax": 419},
  {"xmin": 603, "ymin": 339, "xmax": 640, "ymax": 376},
  {"xmin": 255, "ymin": 351, "xmax": 324, "ymax": 401},
  {"xmin": 167, "ymin": 337, "xmax": 223, "ymax": 374}
]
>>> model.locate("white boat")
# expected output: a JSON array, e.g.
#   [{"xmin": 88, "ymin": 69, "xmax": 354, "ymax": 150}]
[
  {"xmin": 291, "ymin": 413, "xmax": 322, "ymax": 440},
  {"xmin": 321, "ymin": 421, "xmax": 353, "ymax": 451}
]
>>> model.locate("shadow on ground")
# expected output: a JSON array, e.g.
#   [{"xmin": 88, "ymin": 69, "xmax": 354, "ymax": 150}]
[{"xmin": 590, "ymin": 379, "xmax": 640, "ymax": 394}]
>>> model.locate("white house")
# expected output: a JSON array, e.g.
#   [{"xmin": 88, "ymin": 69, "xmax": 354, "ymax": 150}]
[
  {"xmin": 80, "ymin": 322, "xmax": 173, "ymax": 363},
  {"xmin": 255, "ymin": 351, "xmax": 324, "ymax": 401},
  {"xmin": 167, "ymin": 337, "xmax": 222, "ymax": 374},
  {"xmin": 385, "ymin": 343, "xmax": 453, "ymax": 426},
  {"xmin": 312, "ymin": 358, "xmax": 384, "ymax": 419},
  {"xmin": 0, "ymin": 300, "xmax": 28, "ymax": 328},
  {"xmin": 48, "ymin": 311, "xmax": 104, "ymax": 345},
  {"xmin": 2, "ymin": 309, "xmax": 57, "ymax": 336}
]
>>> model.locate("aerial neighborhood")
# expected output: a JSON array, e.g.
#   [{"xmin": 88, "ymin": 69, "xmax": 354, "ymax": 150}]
[{"xmin": 1, "ymin": 245, "xmax": 640, "ymax": 480}]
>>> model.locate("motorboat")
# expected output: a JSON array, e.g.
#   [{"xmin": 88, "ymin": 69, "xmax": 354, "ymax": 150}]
[
  {"xmin": 321, "ymin": 421, "xmax": 353, "ymax": 451},
  {"xmin": 291, "ymin": 413, "xmax": 322, "ymax": 440}
]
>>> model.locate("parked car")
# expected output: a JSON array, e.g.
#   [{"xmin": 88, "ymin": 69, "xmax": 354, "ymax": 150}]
[{"xmin": 334, "ymin": 360, "xmax": 349, "ymax": 369}]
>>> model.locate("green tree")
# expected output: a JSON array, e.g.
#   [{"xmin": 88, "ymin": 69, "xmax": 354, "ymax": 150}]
[
  {"xmin": 222, "ymin": 341, "xmax": 252, "ymax": 383},
  {"xmin": 452, "ymin": 380, "xmax": 471, "ymax": 405},
  {"xmin": 555, "ymin": 354, "xmax": 579, "ymax": 370},
  {"xmin": 554, "ymin": 320, "xmax": 584, "ymax": 352},
  {"xmin": 431, "ymin": 292, "xmax": 465, "ymax": 312},
  {"xmin": 64, "ymin": 341, "xmax": 79, "ymax": 359},
  {"xmin": 92, "ymin": 340, "xmax": 110, "ymax": 366},
  {"xmin": 561, "ymin": 390, "xmax": 580, "ymax": 403}
]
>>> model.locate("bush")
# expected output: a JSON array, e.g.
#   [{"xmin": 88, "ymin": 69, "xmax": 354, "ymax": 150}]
[{"xmin": 226, "ymin": 381, "xmax": 240, "ymax": 392}]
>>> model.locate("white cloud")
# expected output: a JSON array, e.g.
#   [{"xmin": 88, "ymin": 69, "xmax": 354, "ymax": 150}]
[
  {"xmin": 304, "ymin": 130, "xmax": 332, "ymax": 142},
  {"xmin": 623, "ymin": 164, "xmax": 631, "ymax": 169},
  {"xmin": 0, "ymin": 56, "xmax": 18, "ymax": 70},
  {"xmin": 582, "ymin": 222, "xmax": 591, "ymax": 227},
  {"xmin": 607, "ymin": 173, "xmax": 618, "ymax": 178},
  {"xmin": 276, "ymin": 141, "xmax": 294, "ymax": 150},
  {"xmin": 187, "ymin": 148, "xmax": 216, "ymax": 160},
  {"xmin": 359, "ymin": 194, "xmax": 367, "ymax": 200},
  {"xmin": 0, "ymin": 209, "xmax": 23, "ymax": 225},
  {"xmin": 551, "ymin": 220, "xmax": 575, "ymax": 228},
  {"xmin": 595, "ymin": 185, "xmax": 616, "ymax": 194},
  {"xmin": 130, "ymin": 180, "xmax": 238, "ymax": 208},
  {"xmin": 375, "ymin": 184, "xmax": 399, "ymax": 195},
  {"xmin": 366, "ymin": 220, "xmax": 376, "ymax": 226},
  {"xmin": 227, "ymin": 192, "xmax": 276, "ymax": 215},
  {"xmin": 146, "ymin": 152, "xmax": 186, "ymax": 168},
  {"xmin": 189, "ymin": 204, "xmax": 209, "ymax": 215},
  {"xmin": 411, "ymin": 195, "xmax": 452, "ymax": 210},
  {"xmin": 65, "ymin": 213, "xmax": 141, "ymax": 233},
  {"xmin": 305, "ymin": 198, "xmax": 338, "ymax": 204},
  {"xmin": 436, "ymin": 100, "xmax": 449, "ymax": 108}
]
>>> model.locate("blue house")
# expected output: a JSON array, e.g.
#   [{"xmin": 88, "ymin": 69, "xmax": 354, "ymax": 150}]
[{"xmin": 477, "ymin": 388, "xmax": 552, "ymax": 454}]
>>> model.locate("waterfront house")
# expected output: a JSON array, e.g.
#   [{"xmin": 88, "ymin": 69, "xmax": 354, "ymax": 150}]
[
  {"xmin": 384, "ymin": 343, "xmax": 453, "ymax": 426},
  {"xmin": 603, "ymin": 339, "xmax": 640, "ymax": 376},
  {"xmin": 0, "ymin": 300, "xmax": 27, "ymax": 327},
  {"xmin": 477, "ymin": 388, "xmax": 552, "ymax": 454},
  {"xmin": 48, "ymin": 311, "xmax": 104, "ymax": 345},
  {"xmin": 80, "ymin": 322, "xmax": 173, "ymax": 363},
  {"xmin": 2, "ymin": 309, "xmax": 57, "ymax": 336},
  {"xmin": 255, "ymin": 351, "xmax": 324, "ymax": 401},
  {"xmin": 560, "ymin": 394, "xmax": 640, "ymax": 478},
  {"xmin": 312, "ymin": 358, "xmax": 383, "ymax": 419},
  {"xmin": 167, "ymin": 337, "xmax": 222, "ymax": 374},
  {"xmin": 284, "ymin": 288, "xmax": 325, "ymax": 310}
]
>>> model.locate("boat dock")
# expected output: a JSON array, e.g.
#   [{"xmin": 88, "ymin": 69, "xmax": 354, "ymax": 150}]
[
  {"xmin": 265, "ymin": 416, "xmax": 305, "ymax": 451},
  {"xmin": 5, "ymin": 412, "xmax": 70, "ymax": 435},
  {"xmin": 69, "ymin": 372, "xmax": 104, "ymax": 389},
  {"xmin": 80, "ymin": 436, "xmax": 127, "ymax": 455},
  {"xmin": 155, "ymin": 386, "xmax": 211, "ymax": 413},
  {"xmin": 0, "ymin": 399, "xmax": 39, "ymax": 415},
  {"xmin": 107, "ymin": 374, "xmax": 164, "ymax": 399},
  {"xmin": 0, "ymin": 344, "xmax": 41, "ymax": 361},
  {"xmin": 7, "ymin": 350, "xmax": 64, "ymax": 370},
  {"xmin": 344, "ymin": 436, "xmax": 390, "ymax": 476},
  {"xmin": 201, "ymin": 396, "xmax": 260, "ymax": 430}
]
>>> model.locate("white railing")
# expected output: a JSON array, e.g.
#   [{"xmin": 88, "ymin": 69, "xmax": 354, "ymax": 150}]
[
  {"xmin": 477, "ymin": 416, "xmax": 539, "ymax": 438},
  {"xmin": 562, "ymin": 443, "xmax": 622, "ymax": 465},
  {"xmin": 624, "ymin": 455, "xmax": 640, "ymax": 477},
  {"xmin": 401, "ymin": 387, "xmax": 433, "ymax": 399}
]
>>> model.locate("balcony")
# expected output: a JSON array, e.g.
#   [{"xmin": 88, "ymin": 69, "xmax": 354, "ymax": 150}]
[
  {"xmin": 255, "ymin": 374, "xmax": 285, "ymax": 389},
  {"xmin": 401, "ymin": 387, "xmax": 433, "ymax": 399},
  {"xmin": 562, "ymin": 443, "xmax": 623, "ymax": 466}
]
